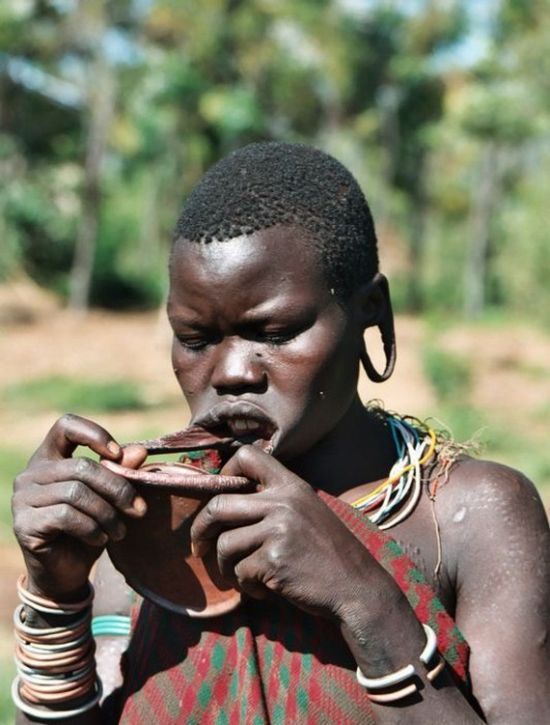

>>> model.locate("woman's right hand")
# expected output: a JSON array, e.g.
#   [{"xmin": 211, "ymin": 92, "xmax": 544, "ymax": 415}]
[{"xmin": 12, "ymin": 414, "xmax": 147, "ymax": 601}]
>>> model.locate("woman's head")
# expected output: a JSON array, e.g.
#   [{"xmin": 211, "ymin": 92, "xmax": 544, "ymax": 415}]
[{"xmin": 168, "ymin": 143, "xmax": 393, "ymax": 462}]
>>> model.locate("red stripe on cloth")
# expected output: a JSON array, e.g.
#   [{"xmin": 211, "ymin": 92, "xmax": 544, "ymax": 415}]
[
  {"xmin": 285, "ymin": 642, "xmax": 302, "ymax": 722},
  {"xmin": 414, "ymin": 581, "xmax": 434, "ymax": 623},
  {"xmin": 264, "ymin": 608, "xmax": 288, "ymax": 714},
  {"xmin": 389, "ymin": 552, "xmax": 412, "ymax": 590},
  {"xmin": 210, "ymin": 631, "xmax": 237, "ymax": 710},
  {"xmin": 306, "ymin": 665, "xmax": 323, "ymax": 725},
  {"xmin": 435, "ymin": 610, "xmax": 453, "ymax": 660}
]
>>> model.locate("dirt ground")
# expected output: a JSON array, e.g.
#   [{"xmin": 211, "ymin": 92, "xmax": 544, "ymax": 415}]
[{"xmin": 1, "ymin": 295, "xmax": 550, "ymax": 642}]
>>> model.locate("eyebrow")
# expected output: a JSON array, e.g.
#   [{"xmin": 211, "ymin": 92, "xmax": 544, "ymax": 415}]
[{"xmin": 168, "ymin": 301, "xmax": 318, "ymax": 328}]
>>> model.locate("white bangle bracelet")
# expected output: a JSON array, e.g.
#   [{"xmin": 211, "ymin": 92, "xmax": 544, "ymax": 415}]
[
  {"xmin": 11, "ymin": 677, "xmax": 102, "ymax": 720},
  {"xmin": 356, "ymin": 623, "xmax": 440, "ymax": 692},
  {"xmin": 356, "ymin": 663, "xmax": 415, "ymax": 690},
  {"xmin": 419, "ymin": 623, "xmax": 438, "ymax": 665},
  {"xmin": 427, "ymin": 659, "xmax": 446, "ymax": 682}
]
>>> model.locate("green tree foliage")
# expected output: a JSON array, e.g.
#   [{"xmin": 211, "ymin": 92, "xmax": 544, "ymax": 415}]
[{"xmin": 0, "ymin": 0, "xmax": 548, "ymax": 320}]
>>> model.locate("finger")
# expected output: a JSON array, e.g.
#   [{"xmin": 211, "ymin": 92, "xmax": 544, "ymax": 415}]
[
  {"xmin": 17, "ymin": 481, "xmax": 127, "ymax": 542},
  {"xmin": 220, "ymin": 445, "xmax": 291, "ymax": 490},
  {"xmin": 30, "ymin": 414, "xmax": 122, "ymax": 464},
  {"xmin": 15, "ymin": 458, "xmax": 146, "ymax": 518},
  {"xmin": 233, "ymin": 550, "xmax": 270, "ymax": 600},
  {"xmin": 216, "ymin": 523, "xmax": 266, "ymax": 584},
  {"xmin": 16, "ymin": 504, "xmax": 110, "ymax": 549},
  {"xmin": 190, "ymin": 493, "xmax": 268, "ymax": 557},
  {"xmin": 118, "ymin": 444, "xmax": 148, "ymax": 469}
]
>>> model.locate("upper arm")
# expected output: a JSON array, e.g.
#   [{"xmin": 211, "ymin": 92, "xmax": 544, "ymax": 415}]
[{"xmin": 449, "ymin": 461, "xmax": 550, "ymax": 722}]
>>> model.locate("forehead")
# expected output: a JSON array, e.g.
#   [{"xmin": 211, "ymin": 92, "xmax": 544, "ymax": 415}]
[{"xmin": 168, "ymin": 226, "xmax": 329, "ymax": 314}]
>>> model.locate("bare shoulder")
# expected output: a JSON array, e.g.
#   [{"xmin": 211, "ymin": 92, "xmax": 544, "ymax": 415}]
[
  {"xmin": 433, "ymin": 455, "xmax": 549, "ymax": 581},
  {"xmin": 435, "ymin": 455, "xmax": 549, "ymax": 546}
]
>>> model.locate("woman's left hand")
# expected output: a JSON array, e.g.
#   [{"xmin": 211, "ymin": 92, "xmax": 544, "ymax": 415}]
[{"xmin": 190, "ymin": 445, "xmax": 375, "ymax": 621}]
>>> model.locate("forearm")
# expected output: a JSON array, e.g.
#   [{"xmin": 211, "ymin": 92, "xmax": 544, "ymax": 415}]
[
  {"xmin": 13, "ymin": 579, "xmax": 103, "ymax": 725},
  {"xmin": 338, "ymin": 566, "xmax": 484, "ymax": 724}
]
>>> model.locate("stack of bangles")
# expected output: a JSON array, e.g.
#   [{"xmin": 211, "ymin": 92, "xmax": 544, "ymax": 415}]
[
  {"xmin": 12, "ymin": 575, "xmax": 102, "ymax": 720},
  {"xmin": 356, "ymin": 624, "xmax": 446, "ymax": 703}
]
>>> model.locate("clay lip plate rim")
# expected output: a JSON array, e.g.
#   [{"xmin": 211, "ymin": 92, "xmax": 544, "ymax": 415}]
[{"xmin": 121, "ymin": 573, "xmax": 242, "ymax": 619}]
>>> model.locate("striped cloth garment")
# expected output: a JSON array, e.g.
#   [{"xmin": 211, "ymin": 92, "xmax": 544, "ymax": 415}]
[{"xmin": 102, "ymin": 473, "xmax": 469, "ymax": 724}]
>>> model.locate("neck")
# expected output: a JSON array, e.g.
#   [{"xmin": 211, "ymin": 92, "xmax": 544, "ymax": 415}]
[{"xmin": 287, "ymin": 396, "xmax": 396, "ymax": 496}]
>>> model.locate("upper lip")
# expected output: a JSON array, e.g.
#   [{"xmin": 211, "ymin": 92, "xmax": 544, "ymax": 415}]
[{"xmin": 192, "ymin": 402, "xmax": 277, "ymax": 440}]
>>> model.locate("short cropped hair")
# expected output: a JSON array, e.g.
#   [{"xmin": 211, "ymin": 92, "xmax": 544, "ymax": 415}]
[{"xmin": 173, "ymin": 142, "xmax": 379, "ymax": 299}]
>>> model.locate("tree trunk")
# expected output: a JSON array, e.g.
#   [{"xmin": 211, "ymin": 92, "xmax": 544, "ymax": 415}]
[
  {"xmin": 463, "ymin": 141, "xmax": 499, "ymax": 318},
  {"xmin": 405, "ymin": 156, "xmax": 428, "ymax": 312},
  {"xmin": 68, "ymin": 47, "xmax": 114, "ymax": 311}
]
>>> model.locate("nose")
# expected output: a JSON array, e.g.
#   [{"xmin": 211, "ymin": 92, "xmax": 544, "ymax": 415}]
[{"xmin": 211, "ymin": 338, "xmax": 267, "ymax": 395}]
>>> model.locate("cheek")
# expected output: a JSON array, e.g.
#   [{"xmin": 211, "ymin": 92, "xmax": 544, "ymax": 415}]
[
  {"xmin": 274, "ymin": 324, "xmax": 359, "ymax": 400},
  {"xmin": 271, "ymin": 328, "xmax": 360, "ymax": 458},
  {"xmin": 171, "ymin": 341, "xmax": 209, "ymax": 401},
  {"xmin": 310, "ymin": 336, "xmax": 360, "ymax": 399}
]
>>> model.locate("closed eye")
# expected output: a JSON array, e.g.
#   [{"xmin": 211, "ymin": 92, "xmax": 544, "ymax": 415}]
[
  {"xmin": 175, "ymin": 334, "xmax": 218, "ymax": 351},
  {"xmin": 246, "ymin": 321, "xmax": 311, "ymax": 346},
  {"xmin": 260, "ymin": 329, "xmax": 299, "ymax": 345}
]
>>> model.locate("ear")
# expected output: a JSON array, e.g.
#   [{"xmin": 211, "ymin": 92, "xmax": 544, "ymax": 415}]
[{"xmin": 353, "ymin": 273, "xmax": 396, "ymax": 383}]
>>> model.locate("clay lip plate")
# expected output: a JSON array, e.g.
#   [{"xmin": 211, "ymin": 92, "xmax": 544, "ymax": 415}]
[
  {"xmin": 103, "ymin": 425, "xmax": 266, "ymax": 618},
  {"xmin": 105, "ymin": 459, "xmax": 254, "ymax": 618}
]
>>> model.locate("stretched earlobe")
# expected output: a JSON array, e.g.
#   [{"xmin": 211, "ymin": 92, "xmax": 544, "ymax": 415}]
[
  {"xmin": 360, "ymin": 328, "xmax": 396, "ymax": 382},
  {"xmin": 359, "ymin": 274, "xmax": 396, "ymax": 382}
]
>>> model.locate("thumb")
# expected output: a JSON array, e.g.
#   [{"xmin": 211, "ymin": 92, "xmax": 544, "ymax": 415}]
[{"xmin": 220, "ymin": 445, "xmax": 292, "ymax": 492}]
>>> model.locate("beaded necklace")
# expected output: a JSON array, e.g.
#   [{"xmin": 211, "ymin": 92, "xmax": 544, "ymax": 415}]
[{"xmin": 351, "ymin": 416, "xmax": 436, "ymax": 530}]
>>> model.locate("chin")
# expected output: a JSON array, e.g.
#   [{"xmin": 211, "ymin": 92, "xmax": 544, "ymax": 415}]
[{"xmin": 271, "ymin": 428, "xmax": 315, "ymax": 464}]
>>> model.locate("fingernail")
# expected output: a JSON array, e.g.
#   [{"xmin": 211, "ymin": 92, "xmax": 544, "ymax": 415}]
[
  {"xmin": 107, "ymin": 441, "xmax": 121, "ymax": 457},
  {"xmin": 132, "ymin": 496, "xmax": 147, "ymax": 515},
  {"xmin": 191, "ymin": 540, "xmax": 207, "ymax": 558}
]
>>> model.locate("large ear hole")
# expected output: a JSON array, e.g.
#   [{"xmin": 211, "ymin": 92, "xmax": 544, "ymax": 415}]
[{"xmin": 363, "ymin": 326, "xmax": 386, "ymax": 374}]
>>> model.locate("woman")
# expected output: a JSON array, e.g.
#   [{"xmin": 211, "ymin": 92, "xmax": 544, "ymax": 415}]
[{"xmin": 12, "ymin": 143, "xmax": 550, "ymax": 723}]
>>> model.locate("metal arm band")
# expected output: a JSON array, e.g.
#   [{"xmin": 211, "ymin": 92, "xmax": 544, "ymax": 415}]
[{"xmin": 11, "ymin": 677, "xmax": 102, "ymax": 721}]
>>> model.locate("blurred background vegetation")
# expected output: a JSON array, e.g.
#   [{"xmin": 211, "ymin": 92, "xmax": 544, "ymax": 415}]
[
  {"xmin": 1, "ymin": 1, "xmax": 549, "ymax": 720},
  {"xmin": 1, "ymin": 0, "xmax": 549, "ymax": 320}
]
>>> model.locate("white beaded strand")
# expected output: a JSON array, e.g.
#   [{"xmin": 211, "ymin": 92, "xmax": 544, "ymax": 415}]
[{"xmin": 353, "ymin": 417, "xmax": 434, "ymax": 529}]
